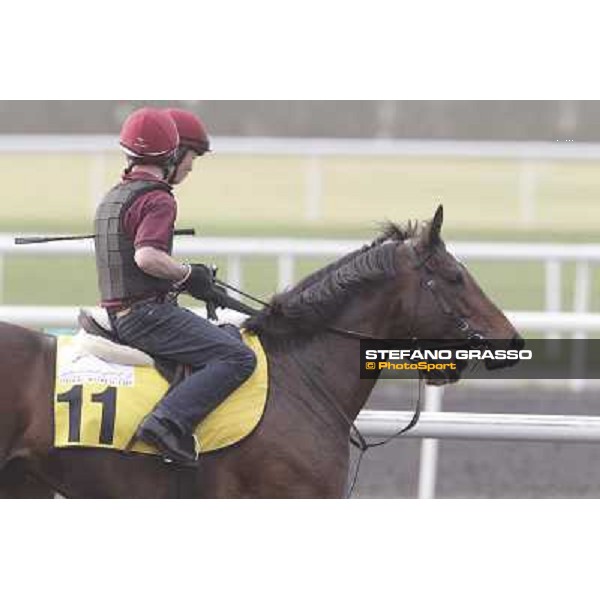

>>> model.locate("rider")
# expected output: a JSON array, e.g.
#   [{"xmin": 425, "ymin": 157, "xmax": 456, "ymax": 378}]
[{"xmin": 94, "ymin": 106, "xmax": 257, "ymax": 465}]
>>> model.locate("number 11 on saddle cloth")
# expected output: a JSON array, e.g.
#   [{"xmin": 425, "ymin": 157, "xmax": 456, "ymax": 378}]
[{"xmin": 53, "ymin": 331, "xmax": 268, "ymax": 455}]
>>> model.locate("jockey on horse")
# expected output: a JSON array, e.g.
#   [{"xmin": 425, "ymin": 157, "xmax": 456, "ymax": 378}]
[{"xmin": 94, "ymin": 107, "xmax": 257, "ymax": 466}]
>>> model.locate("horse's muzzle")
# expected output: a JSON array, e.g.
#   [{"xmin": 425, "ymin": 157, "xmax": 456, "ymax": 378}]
[
  {"xmin": 424, "ymin": 358, "xmax": 469, "ymax": 386},
  {"xmin": 484, "ymin": 334, "xmax": 524, "ymax": 370},
  {"xmin": 423, "ymin": 334, "xmax": 524, "ymax": 385}
]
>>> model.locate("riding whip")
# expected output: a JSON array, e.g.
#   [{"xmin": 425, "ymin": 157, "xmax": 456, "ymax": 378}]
[{"xmin": 14, "ymin": 228, "xmax": 196, "ymax": 245}]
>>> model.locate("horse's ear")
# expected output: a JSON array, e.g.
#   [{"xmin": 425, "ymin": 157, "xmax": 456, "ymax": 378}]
[{"xmin": 428, "ymin": 204, "xmax": 444, "ymax": 246}]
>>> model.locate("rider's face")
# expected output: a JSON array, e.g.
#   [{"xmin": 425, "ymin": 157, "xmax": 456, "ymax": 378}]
[{"xmin": 172, "ymin": 149, "xmax": 198, "ymax": 185}]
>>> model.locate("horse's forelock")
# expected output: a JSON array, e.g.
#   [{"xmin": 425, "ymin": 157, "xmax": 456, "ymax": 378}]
[{"xmin": 375, "ymin": 219, "xmax": 422, "ymax": 244}]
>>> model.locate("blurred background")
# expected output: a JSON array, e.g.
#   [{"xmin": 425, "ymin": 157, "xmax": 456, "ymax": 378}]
[{"xmin": 2, "ymin": 100, "xmax": 600, "ymax": 498}]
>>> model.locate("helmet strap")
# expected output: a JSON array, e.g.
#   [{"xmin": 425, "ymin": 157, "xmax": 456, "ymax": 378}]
[
  {"xmin": 167, "ymin": 146, "xmax": 191, "ymax": 184},
  {"xmin": 164, "ymin": 152, "xmax": 180, "ymax": 183},
  {"xmin": 123, "ymin": 158, "xmax": 136, "ymax": 176}
]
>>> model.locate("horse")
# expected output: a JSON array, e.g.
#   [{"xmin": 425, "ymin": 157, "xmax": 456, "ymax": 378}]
[{"xmin": 0, "ymin": 206, "xmax": 522, "ymax": 498}]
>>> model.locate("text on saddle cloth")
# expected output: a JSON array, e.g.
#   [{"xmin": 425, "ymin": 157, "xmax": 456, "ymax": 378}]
[{"xmin": 53, "ymin": 331, "xmax": 268, "ymax": 455}]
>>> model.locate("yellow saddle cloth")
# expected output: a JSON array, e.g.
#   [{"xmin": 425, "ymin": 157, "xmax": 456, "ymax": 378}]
[{"xmin": 53, "ymin": 331, "xmax": 268, "ymax": 455}]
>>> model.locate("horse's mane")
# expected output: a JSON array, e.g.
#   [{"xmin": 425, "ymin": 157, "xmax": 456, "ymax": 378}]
[{"xmin": 244, "ymin": 220, "xmax": 421, "ymax": 339}]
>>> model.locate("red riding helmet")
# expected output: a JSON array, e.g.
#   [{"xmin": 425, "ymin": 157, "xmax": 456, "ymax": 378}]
[
  {"xmin": 119, "ymin": 107, "xmax": 179, "ymax": 162},
  {"xmin": 163, "ymin": 108, "xmax": 211, "ymax": 154}
]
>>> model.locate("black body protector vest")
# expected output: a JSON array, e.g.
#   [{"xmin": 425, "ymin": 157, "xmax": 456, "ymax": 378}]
[{"xmin": 94, "ymin": 179, "xmax": 175, "ymax": 302}]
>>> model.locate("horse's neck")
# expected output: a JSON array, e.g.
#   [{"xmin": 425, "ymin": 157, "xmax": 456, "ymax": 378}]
[
  {"xmin": 274, "ymin": 313, "xmax": 385, "ymax": 429},
  {"xmin": 298, "ymin": 333, "xmax": 378, "ymax": 422},
  {"xmin": 267, "ymin": 285, "xmax": 406, "ymax": 430}
]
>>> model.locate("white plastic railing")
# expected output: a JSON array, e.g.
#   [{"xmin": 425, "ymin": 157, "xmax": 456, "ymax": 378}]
[
  {"xmin": 3, "ymin": 135, "xmax": 600, "ymax": 160},
  {"xmin": 0, "ymin": 235, "xmax": 597, "ymax": 319},
  {"xmin": 355, "ymin": 410, "xmax": 600, "ymax": 443},
  {"xmin": 0, "ymin": 305, "xmax": 598, "ymax": 332}
]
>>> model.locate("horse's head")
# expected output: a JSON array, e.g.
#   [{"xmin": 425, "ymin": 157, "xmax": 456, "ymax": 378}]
[
  {"xmin": 245, "ymin": 205, "xmax": 522, "ymax": 386},
  {"xmin": 385, "ymin": 205, "xmax": 522, "ymax": 384}
]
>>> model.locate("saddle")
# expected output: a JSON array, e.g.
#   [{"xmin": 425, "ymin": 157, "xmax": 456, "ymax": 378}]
[{"xmin": 77, "ymin": 308, "xmax": 188, "ymax": 387}]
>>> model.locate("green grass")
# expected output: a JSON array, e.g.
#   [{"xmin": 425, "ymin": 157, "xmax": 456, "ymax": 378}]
[
  {"xmin": 4, "ymin": 153, "xmax": 600, "ymax": 239},
  {"xmin": 3, "ymin": 152, "xmax": 600, "ymax": 314}
]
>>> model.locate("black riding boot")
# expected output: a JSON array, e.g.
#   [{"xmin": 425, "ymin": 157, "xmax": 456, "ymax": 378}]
[{"xmin": 134, "ymin": 413, "xmax": 199, "ymax": 467}]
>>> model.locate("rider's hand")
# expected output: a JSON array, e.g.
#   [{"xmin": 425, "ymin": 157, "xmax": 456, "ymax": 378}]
[{"xmin": 181, "ymin": 263, "xmax": 214, "ymax": 300}]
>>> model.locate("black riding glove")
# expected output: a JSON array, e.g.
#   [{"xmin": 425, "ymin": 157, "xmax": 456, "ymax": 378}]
[
  {"xmin": 179, "ymin": 266, "xmax": 259, "ymax": 317},
  {"xmin": 181, "ymin": 263, "xmax": 214, "ymax": 300}
]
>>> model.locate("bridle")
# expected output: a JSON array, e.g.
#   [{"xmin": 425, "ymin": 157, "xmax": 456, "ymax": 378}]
[
  {"xmin": 323, "ymin": 240, "xmax": 487, "ymax": 496},
  {"xmin": 322, "ymin": 240, "xmax": 486, "ymax": 344}
]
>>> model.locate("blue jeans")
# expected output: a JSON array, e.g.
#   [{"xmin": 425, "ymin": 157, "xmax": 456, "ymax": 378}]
[{"xmin": 111, "ymin": 300, "xmax": 257, "ymax": 434}]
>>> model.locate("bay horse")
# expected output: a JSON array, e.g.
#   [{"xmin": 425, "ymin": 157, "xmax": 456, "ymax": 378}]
[{"xmin": 0, "ymin": 206, "xmax": 521, "ymax": 498}]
